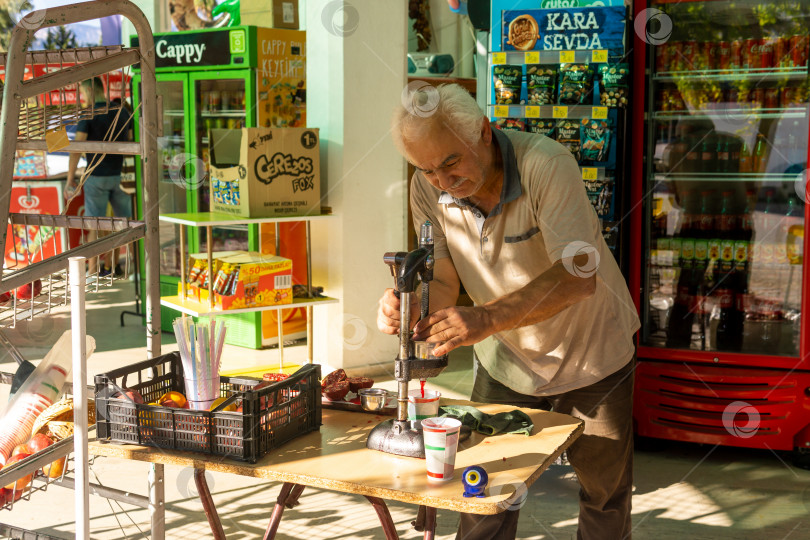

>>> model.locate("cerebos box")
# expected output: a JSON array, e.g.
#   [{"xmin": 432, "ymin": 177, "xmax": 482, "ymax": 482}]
[
  {"xmin": 209, "ymin": 127, "xmax": 320, "ymax": 218},
  {"xmin": 182, "ymin": 252, "xmax": 293, "ymax": 310}
]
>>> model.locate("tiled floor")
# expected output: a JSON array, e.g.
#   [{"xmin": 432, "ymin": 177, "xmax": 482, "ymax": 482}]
[{"xmin": 0, "ymin": 280, "xmax": 808, "ymax": 539}]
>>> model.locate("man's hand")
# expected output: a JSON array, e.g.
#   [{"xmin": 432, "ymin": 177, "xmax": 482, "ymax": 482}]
[
  {"xmin": 412, "ymin": 305, "xmax": 495, "ymax": 356},
  {"xmin": 64, "ymin": 181, "xmax": 77, "ymax": 201},
  {"xmin": 376, "ymin": 288, "xmax": 420, "ymax": 335}
]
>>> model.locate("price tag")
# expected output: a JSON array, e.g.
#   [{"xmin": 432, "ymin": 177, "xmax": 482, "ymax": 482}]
[
  {"xmin": 493, "ymin": 105, "xmax": 509, "ymax": 118},
  {"xmin": 581, "ymin": 167, "xmax": 598, "ymax": 181},
  {"xmin": 524, "ymin": 51, "xmax": 540, "ymax": 64},
  {"xmin": 591, "ymin": 49, "xmax": 608, "ymax": 63},
  {"xmin": 492, "ymin": 52, "xmax": 507, "ymax": 65},
  {"xmin": 552, "ymin": 106, "xmax": 568, "ymax": 119},
  {"xmin": 592, "ymin": 106, "xmax": 608, "ymax": 119},
  {"xmin": 560, "ymin": 50, "xmax": 576, "ymax": 63},
  {"xmin": 524, "ymin": 106, "xmax": 540, "ymax": 118}
]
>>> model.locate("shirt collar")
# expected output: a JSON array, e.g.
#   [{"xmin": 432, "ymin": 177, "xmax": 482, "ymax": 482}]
[{"xmin": 438, "ymin": 126, "xmax": 522, "ymax": 212}]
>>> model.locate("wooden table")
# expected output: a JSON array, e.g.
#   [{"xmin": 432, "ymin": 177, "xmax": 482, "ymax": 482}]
[{"xmin": 88, "ymin": 399, "xmax": 583, "ymax": 539}]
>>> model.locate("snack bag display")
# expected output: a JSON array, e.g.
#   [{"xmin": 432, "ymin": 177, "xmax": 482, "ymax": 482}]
[
  {"xmin": 526, "ymin": 65, "xmax": 557, "ymax": 105},
  {"xmin": 556, "ymin": 120, "xmax": 581, "ymax": 161},
  {"xmin": 493, "ymin": 118, "xmax": 526, "ymax": 132},
  {"xmin": 558, "ymin": 64, "xmax": 594, "ymax": 105},
  {"xmin": 599, "ymin": 64, "xmax": 629, "ymax": 107},
  {"xmin": 493, "ymin": 65, "xmax": 523, "ymax": 105},
  {"xmin": 525, "ymin": 119, "xmax": 556, "ymax": 138},
  {"xmin": 580, "ymin": 118, "xmax": 612, "ymax": 162},
  {"xmin": 583, "ymin": 171, "xmax": 616, "ymax": 219}
]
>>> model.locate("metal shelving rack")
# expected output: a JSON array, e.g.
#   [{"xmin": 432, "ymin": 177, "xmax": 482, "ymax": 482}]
[{"xmin": 0, "ymin": 1, "xmax": 161, "ymax": 539}]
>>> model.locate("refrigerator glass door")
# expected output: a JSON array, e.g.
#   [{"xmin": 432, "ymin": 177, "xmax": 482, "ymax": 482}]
[
  {"xmin": 157, "ymin": 77, "xmax": 189, "ymax": 277},
  {"xmin": 193, "ymin": 75, "xmax": 250, "ymax": 253},
  {"xmin": 643, "ymin": 0, "xmax": 809, "ymax": 356}
]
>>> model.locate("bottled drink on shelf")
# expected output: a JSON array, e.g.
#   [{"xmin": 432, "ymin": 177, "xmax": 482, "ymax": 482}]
[
  {"xmin": 753, "ymin": 133, "xmax": 770, "ymax": 173},
  {"xmin": 738, "ymin": 141, "xmax": 753, "ymax": 173},
  {"xmin": 716, "ymin": 137, "xmax": 731, "ymax": 173},
  {"xmin": 701, "ymin": 133, "xmax": 717, "ymax": 173},
  {"xmin": 684, "ymin": 135, "xmax": 701, "ymax": 173},
  {"xmin": 730, "ymin": 39, "xmax": 744, "ymax": 69}
]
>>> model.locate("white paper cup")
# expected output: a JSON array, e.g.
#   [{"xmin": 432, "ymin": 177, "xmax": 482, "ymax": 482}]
[
  {"xmin": 421, "ymin": 417, "xmax": 462, "ymax": 482},
  {"xmin": 408, "ymin": 389, "xmax": 441, "ymax": 422}
]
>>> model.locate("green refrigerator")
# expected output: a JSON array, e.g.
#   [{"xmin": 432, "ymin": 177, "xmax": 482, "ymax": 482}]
[{"xmin": 132, "ymin": 26, "xmax": 307, "ymax": 347}]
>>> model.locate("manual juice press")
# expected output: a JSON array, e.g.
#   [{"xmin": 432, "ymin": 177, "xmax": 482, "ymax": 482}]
[{"xmin": 366, "ymin": 222, "xmax": 449, "ymax": 458}]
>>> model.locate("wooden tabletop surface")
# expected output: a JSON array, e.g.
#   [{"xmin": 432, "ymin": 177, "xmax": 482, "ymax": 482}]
[{"xmin": 88, "ymin": 398, "xmax": 583, "ymax": 515}]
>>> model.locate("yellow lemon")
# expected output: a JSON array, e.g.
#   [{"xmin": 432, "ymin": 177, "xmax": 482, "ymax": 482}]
[{"xmin": 210, "ymin": 396, "xmax": 238, "ymax": 412}]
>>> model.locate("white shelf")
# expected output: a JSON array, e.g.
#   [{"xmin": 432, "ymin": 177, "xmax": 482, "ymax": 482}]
[
  {"xmin": 161, "ymin": 295, "xmax": 339, "ymax": 317},
  {"xmin": 655, "ymin": 67, "xmax": 809, "ymax": 83},
  {"xmin": 200, "ymin": 110, "xmax": 246, "ymax": 118},
  {"xmin": 159, "ymin": 212, "xmax": 333, "ymax": 227}
]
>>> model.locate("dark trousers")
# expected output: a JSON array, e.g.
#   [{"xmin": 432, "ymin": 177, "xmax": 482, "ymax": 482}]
[{"xmin": 457, "ymin": 359, "xmax": 635, "ymax": 540}]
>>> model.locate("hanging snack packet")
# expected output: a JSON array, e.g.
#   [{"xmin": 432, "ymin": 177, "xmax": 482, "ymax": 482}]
[
  {"xmin": 525, "ymin": 119, "xmax": 555, "ymax": 139},
  {"xmin": 556, "ymin": 120, "xmax": 581, "ymax": 161},
  {"xmin": 599, "ymin": 64, "xmax": 629, "ymax": 107},
  {"xmin": 493, "ymin": 65, "xmax": 523, "ymax": 105},
  {"xmin": 580, "ymin": 118, "xmax": 611, "ymax": 162},
  {"xmin": 558, "ymin": 64, "xmax": 595, "ymax": 105},
  {"xmin": 584, "ymin": 172, "xmax": 615, "ymax": 218},
  {"xmin": 526, "ymin": 65, "xmax": 557, "ymax": 105},
  {"xmin": 493, "ymin": 118, "xmax": 526, "ymax": 132}
]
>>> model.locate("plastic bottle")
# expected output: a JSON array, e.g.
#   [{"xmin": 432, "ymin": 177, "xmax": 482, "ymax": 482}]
[
  {"xmin": 701, "ymin": 133, "xmax": 717, "ymax": 173},
  {"xmin": 738, "ymin": 141, "xmax": 753, "ymax": 173},
  {"xmin": 753, "ymin": 133, "xmax": 770, "ymax": 173}
]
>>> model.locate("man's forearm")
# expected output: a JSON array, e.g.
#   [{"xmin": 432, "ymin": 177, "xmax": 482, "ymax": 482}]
[
  {"xmin": 67, "ymin": 153, "xmax": 81, "ymax": 183},
  {"xmin": 482, "ymin": 260, "xmax": 595, "ymax": 334}
]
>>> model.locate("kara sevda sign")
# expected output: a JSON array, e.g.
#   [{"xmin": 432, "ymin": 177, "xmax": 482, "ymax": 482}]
[{"xmin": 503, "ymin": 6, "xmax": 626, "ymax": 57}]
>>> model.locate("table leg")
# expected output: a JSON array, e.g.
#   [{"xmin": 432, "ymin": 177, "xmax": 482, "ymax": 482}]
[
  {"xmin": 195, "ymin": 468, "xmax": 226, "ymax": 540},
  {"xmin": 422, "ymin": 506, "xmax": 437, "ymax": 540},
  {"xmin": 412, "ymin": 505, "xmax": 426, "ymax": 531},
  {"xmin": 263, "ymin": 482, "xmax": 302, "ymax": 540},
  {"xmin": 286, "ymin": 483, "xmax": 306, "ymax": 508},
  {"xmin": 364, "ymin": 496, "xmax": 399, "ymax": 540},
  {"xmin": 149, "ymin": 463, "xmax": 165, "ymax": 540}
]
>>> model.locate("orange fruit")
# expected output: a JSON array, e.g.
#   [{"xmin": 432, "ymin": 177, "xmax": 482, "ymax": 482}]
[{"xmin": 157, "ymin": 391, "xmax": 187, "ymax": 409}]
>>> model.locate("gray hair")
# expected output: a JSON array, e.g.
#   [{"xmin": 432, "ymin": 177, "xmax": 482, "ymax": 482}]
[{"xmin": 392, "ymin": 83, "xmax": 485, "ymax": 156}]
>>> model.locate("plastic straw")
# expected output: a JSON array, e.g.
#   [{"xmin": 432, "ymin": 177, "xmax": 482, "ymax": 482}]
[{"xmin": 214, "ymin": 321, "xmax": 227, "ymax": 375}]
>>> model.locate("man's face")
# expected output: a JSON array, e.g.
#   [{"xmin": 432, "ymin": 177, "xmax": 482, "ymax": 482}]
[{"xmin": 403, "ymin": 120, "xmax": 491, "ymax": 200}]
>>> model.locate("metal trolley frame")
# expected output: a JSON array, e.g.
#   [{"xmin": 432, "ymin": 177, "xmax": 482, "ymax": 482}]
[{"xmin": 0, "ymin": 1, "xmax": 162, "ymax": 538}]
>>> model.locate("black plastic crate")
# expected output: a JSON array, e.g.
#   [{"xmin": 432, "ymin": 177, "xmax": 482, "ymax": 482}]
[{"xmin": 94, "ymin": 352, "xmax": 321, "ymax": 463}]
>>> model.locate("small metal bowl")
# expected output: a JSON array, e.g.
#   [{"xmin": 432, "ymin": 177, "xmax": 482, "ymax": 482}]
[{"xmin": 358, "ymin": 388, "xmax": 389, "ymax": 412}]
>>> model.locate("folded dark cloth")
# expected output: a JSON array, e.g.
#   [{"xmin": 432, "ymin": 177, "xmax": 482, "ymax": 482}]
[{"xmin": 439, "ymin": 405, "xmax": 533, "ymax": 436}]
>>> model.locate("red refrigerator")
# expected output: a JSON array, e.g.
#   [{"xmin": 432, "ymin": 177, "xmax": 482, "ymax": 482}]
[{"xmin": 630, "ymin": 0, "xmax": 810, "ymax": 461}]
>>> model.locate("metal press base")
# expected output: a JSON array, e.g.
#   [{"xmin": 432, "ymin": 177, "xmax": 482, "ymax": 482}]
[{"xmin": 366, "ymin": 419, "xmax": 426, "ymax": 459}]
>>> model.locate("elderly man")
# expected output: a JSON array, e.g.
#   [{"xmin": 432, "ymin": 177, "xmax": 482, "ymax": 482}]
[{"xmin": 377, "ymin": 84, "xmax": 639, "ymax": 540}]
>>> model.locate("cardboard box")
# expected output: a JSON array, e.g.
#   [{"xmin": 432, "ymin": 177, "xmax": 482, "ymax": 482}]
[
  {"xmin": 241, "ymin": 0, "xmax": 299, "ymax": 29},
  {"xmin": 209, "ymin": 127, "xmax": 320, "ymax": 218},
  {"xmin": 181, "ymin": 252, "xmax": 293, "ymax": 310}
]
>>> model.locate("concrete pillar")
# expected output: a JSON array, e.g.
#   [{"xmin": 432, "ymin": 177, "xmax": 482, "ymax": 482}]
[
  {"xmin": 306, "ymin": 1, "xmax": 408, "ymax": 374},
  {"xmin": 122, "ymin": 0, "xmax": 169, "ymax": 45}
]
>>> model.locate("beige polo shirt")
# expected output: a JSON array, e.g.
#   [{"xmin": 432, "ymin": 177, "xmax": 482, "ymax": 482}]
[{"xmin": 410, "ymin": 128, "xmax": 640, "ymax": 396}]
